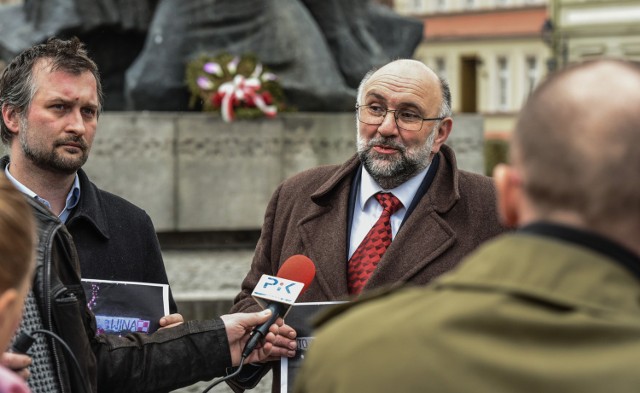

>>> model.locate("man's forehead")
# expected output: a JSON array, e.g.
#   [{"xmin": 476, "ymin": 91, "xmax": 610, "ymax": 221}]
[{"xmin": 362, "ymin": 71, "xmax": 440, "ymax": 104}]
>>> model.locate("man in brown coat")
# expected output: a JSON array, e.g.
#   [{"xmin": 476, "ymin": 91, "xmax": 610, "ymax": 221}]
[
  {"xmin": 294, "ymin": 59, "xmax": 640, "ymax": 393},
  {"xmin": 228, "ymin": 59, "xmax": 505, "ymax": 390}
]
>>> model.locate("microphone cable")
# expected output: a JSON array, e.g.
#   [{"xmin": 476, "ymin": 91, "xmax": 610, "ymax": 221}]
[
  {"xmin": 12, "ymin": 329, "xmax": 91, "ymax": 393},
  {"xmin": 201, "ymin": 355, "xmax": 246, "ymax": 393}
]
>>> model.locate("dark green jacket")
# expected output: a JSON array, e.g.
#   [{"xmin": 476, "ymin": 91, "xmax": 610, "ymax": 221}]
[{"xmin": 295, "ymin": 232, "xmax": 640, "ymax": 393}]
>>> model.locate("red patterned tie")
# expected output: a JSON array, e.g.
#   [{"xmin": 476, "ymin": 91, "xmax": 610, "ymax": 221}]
[{"xmin": 347, "ymin": 192, "xmax": 403, "ymax": 295}]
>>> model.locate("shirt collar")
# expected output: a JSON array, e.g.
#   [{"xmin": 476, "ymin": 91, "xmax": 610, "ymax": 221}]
[
  {"xmin": 4, "ymin": 164, "xmax": 81, "ymax": 223},
  {"xmin": 359, "ymin": 163, "xmax": 430, "ymax": 211}
]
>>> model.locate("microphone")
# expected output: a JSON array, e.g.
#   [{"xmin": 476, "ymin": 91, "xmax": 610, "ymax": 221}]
[
  {"xmin": 241, "ymin": 254, "xmax": 316, "ymax": 359},
  {"xmin": 11, "ymin": 331, "xmax": 35, "ymax": 354}
]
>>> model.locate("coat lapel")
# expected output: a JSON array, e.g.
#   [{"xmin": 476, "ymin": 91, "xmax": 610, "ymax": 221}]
[
  {"xmin": 364, "ymin": 145, "xmax": 459, "ymax": 290},
  {"xmin": 365, "ymin": 205, "xmax": 455, "ymax": 290},
  {"xmin": 297, "ymin": 145, "xmax": 460, "ymax": 297},
  {"xmin": 298, "ymin": 156, "xmax": 359, "ymax": 300}
]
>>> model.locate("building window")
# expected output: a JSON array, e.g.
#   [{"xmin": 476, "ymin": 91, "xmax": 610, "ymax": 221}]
[
  {"xmin": 525, "ymin": 56, "xmax": 537, "ymax": 97},
  {"xmin": 413, "ymin": 0, "xmax": 423, "ymax": 12},
  {"xmin": 497, "ymin": 57, "xmax": 509, "ymax": 111},
  {"xmin": 496, "ymin": 0, "xmax": 509, "ymax": 6},
  {"xmin": 435, "ymin": 57, "xmax": 447, "ymax": 79},
  {"xmin": 465, "ymin": 0, "xmax": 475, "ymax": 9},
  {"xmin": 435, "ymin": 0, "xmax": 447, "ymax": 12}
]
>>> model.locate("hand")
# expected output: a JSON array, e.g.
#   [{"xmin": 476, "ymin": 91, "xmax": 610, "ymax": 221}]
[
  {"xmin": 221, "ymin": 309, "xmax": 297, "ymax": 366},
  {"xmin": 1, "ymin": 352, "xmax": 31, "ymax": 380},
  {"xmin": 158, "ymin": 313, "xmax": 184, "ymax": 330},
  {"xmin": 261, "ymin": 322, "xmax": 297, "ymax": 362}
]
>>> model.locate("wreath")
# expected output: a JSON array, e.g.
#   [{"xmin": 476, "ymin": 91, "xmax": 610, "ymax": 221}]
[{"xmin": 186, "ymin": 53, "xmax": 287, "ymax": 122}]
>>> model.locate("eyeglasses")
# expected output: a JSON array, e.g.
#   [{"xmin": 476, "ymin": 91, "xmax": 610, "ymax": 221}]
[{"xmin": 356, "ymin": 104, "xmax": 444, "ymax": 132}]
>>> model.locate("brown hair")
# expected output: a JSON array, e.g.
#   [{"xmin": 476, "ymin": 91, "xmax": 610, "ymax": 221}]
[
  {"xmin": 0, "ymin": 174, "xmax": 36, "ymax": 291},
  {"xmin": 0, "ymin": 36, "xmax": 102, "ymax": 145}
]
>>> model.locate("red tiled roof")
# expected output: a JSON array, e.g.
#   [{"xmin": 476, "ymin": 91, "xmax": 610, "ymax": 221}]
[{"xmin": 424, "ymin": 7, "xmax": 548, "ymax": 41}]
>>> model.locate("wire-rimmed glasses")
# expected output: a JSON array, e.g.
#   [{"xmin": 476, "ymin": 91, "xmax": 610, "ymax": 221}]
[{"xmin": 356, "ymin": 104, "xmax": 444, "ymax": 132}]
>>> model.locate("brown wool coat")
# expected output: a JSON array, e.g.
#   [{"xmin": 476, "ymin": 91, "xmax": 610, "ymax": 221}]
[
  {"xmin": 228, "ymin": 145, "xmax": 507, "ymax": 391},
  {"xmin": 232, "ymin": 145, "xmax": 506, "ymax": 312}
]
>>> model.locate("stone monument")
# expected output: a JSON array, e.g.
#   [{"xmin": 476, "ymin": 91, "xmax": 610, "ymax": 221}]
[{"xmin": 0, "ymin": 0, "xmax": 423, "ymax": 111}]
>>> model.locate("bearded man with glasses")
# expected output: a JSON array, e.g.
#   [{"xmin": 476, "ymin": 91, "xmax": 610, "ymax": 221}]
[{"xmin": 227, "ymin": 59, "xmax": 506, "ymax": 393}]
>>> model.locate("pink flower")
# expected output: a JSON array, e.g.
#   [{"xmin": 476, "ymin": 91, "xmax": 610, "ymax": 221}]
[
  {"xmin": 197, "ymin": 76, "xmax": 214, "ymax": 90},
  {"xmin": 203, "ymin": 62, "xmax": 222, "ymax": 76}
]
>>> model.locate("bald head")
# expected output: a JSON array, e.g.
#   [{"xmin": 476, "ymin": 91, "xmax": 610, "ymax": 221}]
[
  {"xmin": 514, "ymin": 59, "xmax": 640, "ymax": 247},
  {"xmin": 357, "ymin": 59, "xmax": 451, "ymax": 118}
]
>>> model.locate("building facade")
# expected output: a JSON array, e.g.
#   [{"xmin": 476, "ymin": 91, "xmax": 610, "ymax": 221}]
[
  {"xmin": 548, "ymin": 0, "xmax": 640, "ymax": 67},
  {"xmin": 395, "ymin": 0, "xmax": 551, "ymax": 138}
]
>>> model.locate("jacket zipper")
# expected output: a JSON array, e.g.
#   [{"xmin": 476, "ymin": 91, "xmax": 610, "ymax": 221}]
[{"xmin": 42, "ymin": 223, "xmax": 68, "ymax": 393}]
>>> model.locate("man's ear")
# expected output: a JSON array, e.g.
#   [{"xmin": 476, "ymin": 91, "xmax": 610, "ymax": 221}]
[
  {"xmin": 493, "ymin": 163, "xmax": 522, "ymax": 228},
  {"xmin": 1, "ymin": 104, "xmax": 21, "ymax": 135},
  {"xmin": 430, "ymin": 117, "xmax": 453, "ymax": 155}
]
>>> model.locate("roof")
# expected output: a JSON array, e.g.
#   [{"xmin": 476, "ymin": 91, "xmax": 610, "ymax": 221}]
[{"xmin": 423, "ymin": 6, "xmax": 548, "ymax": 41}]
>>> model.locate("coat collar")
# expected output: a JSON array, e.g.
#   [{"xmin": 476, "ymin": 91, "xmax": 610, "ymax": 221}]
[
  {"xmin": 0, "ymin": 155, "xmax": 111, "ymax": 240},
  {"xmin": 299, "ymin": 145, "xmax": 461, "ymax": 298},
  {"xmin": 309, "ymin": 144, "xmax": 460, "ymax": 210},
  {"xmin": 67, "ymin": 168, "xmax": 110, "ymax": 240},
  {"xmin": 438, "ymin": 233, "xmax": 640, "ymax": 313}
]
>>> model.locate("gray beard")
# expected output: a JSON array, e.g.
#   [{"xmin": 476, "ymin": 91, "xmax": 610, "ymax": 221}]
[{"xmin": 357, "ymin": 130, "xmax": 435, "ymax": 190}]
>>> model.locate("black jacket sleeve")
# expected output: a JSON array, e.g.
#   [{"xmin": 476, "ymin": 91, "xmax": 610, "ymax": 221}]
[{"xmin": 93, "ymin": 319, "xmax": 232, "ymax": 393}]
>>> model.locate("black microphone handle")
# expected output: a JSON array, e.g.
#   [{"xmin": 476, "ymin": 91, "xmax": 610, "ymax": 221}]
[
  {"xmin": 241, "ymin": 302, "xmax": 288, "ymax": 359},
  {"xmin": 11, "ymin": 331, "xmax": 35, "ymax": 354}
]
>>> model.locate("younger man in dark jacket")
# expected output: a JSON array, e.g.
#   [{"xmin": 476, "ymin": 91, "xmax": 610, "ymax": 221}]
[{"xmin": 0, "ymin": 37, "xmax": 297, "ymax": 392}]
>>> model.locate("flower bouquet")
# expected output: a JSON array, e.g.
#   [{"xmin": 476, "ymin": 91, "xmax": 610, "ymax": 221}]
[{"xmin": 186, "ymin": 53, "xmax": 287, "ymax": 122}]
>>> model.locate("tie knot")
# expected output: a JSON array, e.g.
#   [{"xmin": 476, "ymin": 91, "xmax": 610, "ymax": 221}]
[{"xmin": 374, "ymin": 192, "xmax": 403, "ymax": 215}]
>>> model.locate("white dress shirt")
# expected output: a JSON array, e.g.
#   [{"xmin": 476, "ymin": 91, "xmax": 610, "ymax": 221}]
[{"xmin": 348, "ymin": 164, "xmax": 430, "ymax": 259}]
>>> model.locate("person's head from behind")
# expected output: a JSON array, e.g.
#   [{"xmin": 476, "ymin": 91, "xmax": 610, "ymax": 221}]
[
  {"xmin": 355, "ymin": 59, "xmax": 453, "ymax": 189},
  {"xmin": 494, "ymin": 59, "xmax": 640, "ymax": 255},
  {"xmin": 0, "ymin": 37, "xmax": 102, "ymax": 175},
  {"xmin": 0, "ymin": 175, "xmax": 36, "ymax": 351}
]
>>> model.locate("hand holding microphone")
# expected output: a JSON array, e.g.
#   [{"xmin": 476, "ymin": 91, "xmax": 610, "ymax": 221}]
[
  {"xmin": 200, "ymin": 255, "xmax": 317, "ymax": 392},
  {"xmin": 242, "ymin": 255, "xmax": 315, "ymax": 358},
  {"xmin": 222, "ymin": 254, "xmax": 315, "ymax": 365}
]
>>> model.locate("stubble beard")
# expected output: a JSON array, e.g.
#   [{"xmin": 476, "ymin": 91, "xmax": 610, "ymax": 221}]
[
  {"xmin": 357, "ymin": 127, "xmax": 436, "ymax": 190},
  {"xmin": 19, "ymin": 116, "xmax": 89, "ymax": 175}
]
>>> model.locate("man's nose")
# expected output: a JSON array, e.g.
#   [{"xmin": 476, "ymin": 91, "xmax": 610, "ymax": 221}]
[
  {"xmin": 64, "ymin": 109, "xmax": 86, "ymax": 135},
  {"xmin": 377, "ymin": 110, "xmax": 399, "ymax": 136}
]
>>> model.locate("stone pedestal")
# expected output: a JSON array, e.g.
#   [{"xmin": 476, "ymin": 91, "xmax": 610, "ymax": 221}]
[{"xmin": 84, "ymin": 111, "xmax": 485, "ymax": 232}]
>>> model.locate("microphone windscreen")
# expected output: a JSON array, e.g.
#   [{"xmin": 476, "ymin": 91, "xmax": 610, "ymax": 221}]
[{"xmin": 276, "ymin": 254, "xmax": 316, "ymax": 294}]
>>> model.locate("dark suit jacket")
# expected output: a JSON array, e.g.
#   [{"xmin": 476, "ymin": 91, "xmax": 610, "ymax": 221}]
[
  {"xmin": 67, "ymin": 168, "xmax": 177, "ymax": 313},
  {"xmin": 0, "ymin": 156, "xmax": 177, "ymax": 313},
  {"xmin": 232, "ymin": 145, "xmax": 505, "ymax": 312}
]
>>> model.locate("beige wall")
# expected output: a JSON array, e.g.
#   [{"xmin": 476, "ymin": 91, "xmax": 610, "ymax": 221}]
[
  {"xmin": 415, "ymin": 39, "xmax": 550, "ymax": 135},
  {"xmin": 395, "ymin": 0, "xmax": 551, "ymax": 136}
]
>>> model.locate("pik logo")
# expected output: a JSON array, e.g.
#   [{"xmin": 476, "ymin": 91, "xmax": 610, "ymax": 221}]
[
  {"xmin": 262, "ymin": 277, "xmax": 297, "ymax": 294},
  {"xmin": 253, "ymin": 274, "xmax": 305, "ymax": 306}
]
